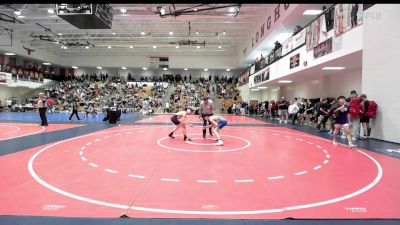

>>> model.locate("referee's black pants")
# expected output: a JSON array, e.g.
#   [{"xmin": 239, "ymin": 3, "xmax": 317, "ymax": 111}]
[
  {"xmin": 202, "ymin": 114, "xmax": 213, "ymax": 137},
  {"xmin": 39, "ymin": 107, "xmax": 48, "ymax": 126}
]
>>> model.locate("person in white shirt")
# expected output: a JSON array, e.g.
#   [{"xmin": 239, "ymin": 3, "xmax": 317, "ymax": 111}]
[
  {"xmin": 37, "ymin": 93, "xmax": 48, "ymax": 126},
  {"xmin": 165, "ymin": 101, "xmax": 170, "ymax": 113},
  {"xmin": 288, "ymin": 100, "xmax": 299, "ymax": 126}
]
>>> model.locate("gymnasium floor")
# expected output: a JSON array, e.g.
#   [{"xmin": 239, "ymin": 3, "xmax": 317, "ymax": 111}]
[{"xmin": 0, "ymin": 112, "xmax": 399, "ymax": 225}]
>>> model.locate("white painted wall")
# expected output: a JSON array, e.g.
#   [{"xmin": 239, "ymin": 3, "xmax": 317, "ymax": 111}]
[
  {"xmin": 249, "ymin": 25, "xmax": 363, "ymax": 88},
  {"xmin": 362, "ymin": 4, "xmax": 400, "ymax": 143},
  {"xmin": 63, "ymin": 55, "xmax": 238, "ymax": 70},
  {"xmin": 75, "ymin": 67, "xmax": 239, "ymax": 80},
  {"xmin": 0, "ymin": 85, "xmax": 31, "ymax": 104},
  {"xmin": 275, "ymin": 68, "xmax": 362, "ymax": 100},
  {"xmin": 237, "ymin": 84, "xmax": 250, "ymax": 102}
]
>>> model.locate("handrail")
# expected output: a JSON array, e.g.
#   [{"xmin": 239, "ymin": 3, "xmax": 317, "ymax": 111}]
[
  {"xmin": 247, "ymin": 3, "xmax": 371, "ymax": 77},
  {"xmin": 247, "ymin": 4, "xmax": 337, "ymax": 76}
]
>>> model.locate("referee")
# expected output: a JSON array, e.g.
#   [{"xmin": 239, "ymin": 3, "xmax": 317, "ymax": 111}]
[
  {"xmin": 37, "ymin": 92, "xmax": 48, "ymax": 126},
  {"xmin": 198, "ymin": 96, "xmax": 214, "ymax": 139}
]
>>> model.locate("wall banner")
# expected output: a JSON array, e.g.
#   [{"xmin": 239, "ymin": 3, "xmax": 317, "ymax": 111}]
[
  {"xmin": 313, "ymin": 37, "xmax": 333, "ymax": 59},
  {"xmin": 290, "ymin": 53, "xmax": 300, "ymax": 69}
]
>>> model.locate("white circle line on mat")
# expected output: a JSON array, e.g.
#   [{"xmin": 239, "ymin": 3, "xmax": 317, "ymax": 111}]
[
  {"xmin": 28, "ymin": 128, "xmax": 383, "ymax": 215},
  {"xmin": 0, "ymin": 125, "xmax": 45, "ymax": 141},
  {"xmin": 157, "ymin": 134, "xmax": 251, "ymax": 153}
]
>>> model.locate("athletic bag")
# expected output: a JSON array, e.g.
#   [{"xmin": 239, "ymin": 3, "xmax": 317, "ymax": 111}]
[
  {"xmin": 365, "ymin": 100, "xmax": 378, "ymax": 118},
  {"xmin": 349, "ymin": 97, "xmax": 361, "ymax": 118}
]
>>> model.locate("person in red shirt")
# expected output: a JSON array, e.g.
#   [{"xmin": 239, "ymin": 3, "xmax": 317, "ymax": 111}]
[{"xmin": 47, "ymin": 97, "xmax": 54, "ymax": 114}]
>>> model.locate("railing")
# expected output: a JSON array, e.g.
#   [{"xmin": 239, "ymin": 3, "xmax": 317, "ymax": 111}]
[
  {"xmin": 246, "ymin": 3, "xmax": 373, "ymax": 79},
  {"xmin": 247, "ymin": 4, "xmax": 337, "ymax": 77}
]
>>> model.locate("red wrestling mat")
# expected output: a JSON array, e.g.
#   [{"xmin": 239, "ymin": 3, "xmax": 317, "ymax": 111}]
[
  {"xmin": 136, "ymin": 114, "xmax": 269, "ymax": 124},
  {"xmin": 0, "ymin": 125, "xmax": 399, "ymax": 219},
  {"xmin": 0, "ymin": 123, "xmax": 84, "ymax": 141}
]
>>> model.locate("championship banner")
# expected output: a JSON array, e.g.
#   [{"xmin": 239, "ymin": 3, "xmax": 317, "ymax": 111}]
[
  {"xmin": 334, "ymin": 4, "xmax": 363, "ymax": 37},
  {"xmin": 239, "ymin": 69, "xmax": 250, "ymax": 86},
  {"xmin": 290, "ymin": 53, "xmax": 300, "ymax": 69},
  {"xmin": 254, "ymin": 73, "xmax": 262, "ymax": 84},
  {"xmin": 281, "ymin": 36, "xmax": 293, "ymax": 56},
  {"xmin": 306, "ymin": 14, "xmax": 327, "ymax": 51},
  {"xmin": 314, "ymin": 38, "xmax": 333, "ymax": 59},
  {"xmin": 261, "ymin": 67, "xmax": 270, "ymax": 82},
  {"xmin": 292, "ymin": 29, "xmax": 306, "ymax": 50}
]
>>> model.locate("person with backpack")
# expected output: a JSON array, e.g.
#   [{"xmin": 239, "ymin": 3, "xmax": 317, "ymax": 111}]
[
  {"xmin": 360, "ymin": 94, "xmax": 377, "ymax": 139},
  {"xmin": 347, "ymin": 90, "xmax": 361, "ymax": 141}
]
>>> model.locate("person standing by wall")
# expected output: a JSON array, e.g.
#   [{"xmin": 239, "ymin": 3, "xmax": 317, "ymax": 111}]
[
  {"xmin": 37, "ymin": 92, "xmax": 48, "ymax": 126},
  {"xmin": 348, "ymin": 90, "xmax": 361, "ymax": 141}
]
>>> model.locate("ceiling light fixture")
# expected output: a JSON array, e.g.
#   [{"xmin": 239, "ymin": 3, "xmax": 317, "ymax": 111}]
[
  {"xmin": 169, "ymin": 31, "xmax": 173, "ymax": 35},
  {"xmin": 229, "ymin": 7, "xmax": 236, "ymax": 13},
  {"xmin": 4, "ymin": 53, "xmax": 16, "ymax": 55},
  {"xmin": 303, "ymin": 9, "xmax": 323, "ymax": 15},
  {"xmin": 194, "ymin": 8, "xmax": 198, "ymax": 11},
  {"xmin": 176, "ymin": 45, "xmax": 180, "ymax": 49},
  {"xmin": 142, "ymin": 67, "xmax": 147, "ymax": 70},
  {"xmin": 153, "ymin": 45, "xmax": 157, "ymax": 49},
  {"xmin": 218, "ymin": 45, "xmax": 222, "ymax": 49},
  {"xmin": 322, "ymin": 66, "xmax": 346, "ymax": 70},
  {"xmin": 197, "ymin": 46, "xmax": 200, "ymax": 49},
  {"xmin": 278, "ymin": 80, "xmax": 293, "ymax": 83},
  {"xmin": 196, "ymin": 31, "xmax": 199, "ymax": 35},
  {"xmin": 129, "ymin": 45, "xmax": 133, "ymax": 48},
  {"xmin": 204, "ymin": 68, "xmax": 208, "ymax": 71},
  {"xmin": 14, "ymin": 11, "xmax": 21, "ymax": 15},
  {"xmin": 163, "ymin": 68, "xmax": 167, "ymax": 71},
  {"xmin": 184, "ymin": 68, "xmax": 188, "ymax": 71},
  {"xmin": 108, "ymin": 46, "xmax": 112, "ymax": 49},
  {"xmin": 121, "ymin": 67, "xmax": 127, "ymax": 70},
  {"xmin": 17, "ymin": 15, "xmax": 25, "ymax": 18},
  {"xmin": 43, "ymin": 62, "xmax": 51, "ymax": 65},
  {"xmin": 226, "ymin": 69, "xmax": 230, "ymax": 72},
  {"xmin": 72, "ymin": 66, "xmax": 79, "ymax": 69},
  {"xmin": 120, "ymin": 8, "xmax": 127, "ymax": 13},
  {"xmin": 257, "ymin": 87, "xmax": 268, "ymax": 89},
  {"xmin": 222, "ymin": 31, "xmax": 226, "ymax": 35},
  {"xmin": 58, "ymin": 33, "xmax": 62, "ymax": 36},
  {"xmin": 48, "ymin": 9, "xmax": 54, "ymax": 14},
  {"xmin": 141, "ymin": 31, "xmax": 146, "ymax": 35},
  {"xmin": 96, "ymin": 67, "xmax": 102, "ymax": 69},
  {"xmin": 85, "ymin": 46, "xmax": 89, "ymax": 49},
  {"xmin": 112, "ymin": 32, "xmax": 116, "ymax": 35}
]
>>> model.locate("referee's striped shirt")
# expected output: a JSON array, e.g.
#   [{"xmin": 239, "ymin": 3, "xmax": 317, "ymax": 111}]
[{"xmin": 199, "ymin": 100, "xmax": 214, "ymax": 116}]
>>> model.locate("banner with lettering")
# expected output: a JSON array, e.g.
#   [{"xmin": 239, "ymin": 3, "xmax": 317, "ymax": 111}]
[
  {"xmin": 306, "ymin": 14, "xmax": 327, "ymax": 51},
  {"xmin": 334, "ymin": 4, "xmax": 363, "ymax": 37},
  {"xmin": 290, "ymin": 53, "xmax": 300, "ymax": 69},
  {"xmin": 261, "ymin": 67, "xmax": 270, "ymax": 81},
  {"xmin": 292, "ymin": 29, "xmax": 306, "ymax": 49},
  {"xmin": 314, "ymin": 38, "xmax": 333, "ymax": 59},
  {"xmin": 281, "ymin": 37, "xmax": 293, "ymax": 56},
  {"xmin": 239, "ymin": 69, "xmax": 250, "ymax": 86}
]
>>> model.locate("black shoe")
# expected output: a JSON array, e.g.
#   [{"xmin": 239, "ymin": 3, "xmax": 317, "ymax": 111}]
[
  {"xmin": 184, "ymin": 136, "xmax": 191, "ymax": 141},
  {"xmin": 169, "ymin": 133, "xmax": 175, "ymax": 138}
]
